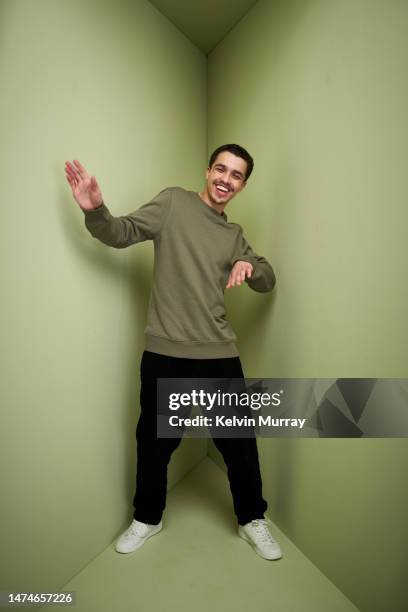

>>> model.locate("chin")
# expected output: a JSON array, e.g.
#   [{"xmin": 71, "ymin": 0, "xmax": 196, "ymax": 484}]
[{"xmin": 212, "ymin": 188, "xmax": 231, "ymax": 203}]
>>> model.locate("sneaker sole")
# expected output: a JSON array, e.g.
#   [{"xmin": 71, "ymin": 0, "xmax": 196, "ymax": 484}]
[
  {"xmin": 115, "ymin": 523, "xmax": 162, "ymax": 554},
  {"xmin": 238, "ymin": 528, "xmax": 283, "ymax": 560}
]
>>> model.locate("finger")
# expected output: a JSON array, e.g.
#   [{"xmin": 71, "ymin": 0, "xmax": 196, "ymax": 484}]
[
  {"xmin": 233, "ymin": 267, "xmax": 244, "ymax": 285},
  {"xmin": 73, "ymin": 159, "xmax": 89, "ymax": 177},
  {"xmin": 65, "ymin": 162, "xmax": 79, "ymax": 181},
  {"xmin": 226, "ymin": 273, "xmax": 233, "ymax": 288},
  {"xmin": 65, "ymin": 160, "xmax": 77, "ymax": 173},
  {"xmin": 231, "ymin": 263, "xmax": 245, "ymax": 286},
  {"xmin": 245, "ymin": 266, "xmax": 253, "ymax": 278},
  {"xmin": 66, "ymin": 175, "xmax": 76, "ymax": 193},
  {"xmin": 65, "ymin": 162, "xmax": 75, "ymax": 176},
  {"xmin": 65, "ymin": 171, "xmax": 76, "ymax": 187},
  {"xmin": 65, "ymin": 166, "xmax": 75, "ymax": 177}
]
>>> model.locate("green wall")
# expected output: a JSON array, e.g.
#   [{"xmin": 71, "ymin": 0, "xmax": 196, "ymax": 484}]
[
  {"xmin": 207, "ymin": 1, "xmax": 408, "ymax": 611},
  {"xmin": 0, "ymin": 0, "xmax": 206, "ymax": 595},
  {"xmin": 2, "ymin": 0, "xmax": 408, "ymax": 610}
]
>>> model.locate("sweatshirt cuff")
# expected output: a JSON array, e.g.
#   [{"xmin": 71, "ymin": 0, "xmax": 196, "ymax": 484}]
[
  {"xmin": 82, "ymin": 202, "xmax": 107, "ymax": 215},
  {"xmin": 82, "ymin": 203, "xmax": 112, "ymax": 227}
]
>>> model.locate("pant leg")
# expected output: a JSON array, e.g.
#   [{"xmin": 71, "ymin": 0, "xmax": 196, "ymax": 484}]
[
  {"xmin": 132, "ymin": 350, "xmax": 192, "ymax": 524},
  {"xmin": 193, "ymin": 356, "xmax": 268, "ymax": 526}
]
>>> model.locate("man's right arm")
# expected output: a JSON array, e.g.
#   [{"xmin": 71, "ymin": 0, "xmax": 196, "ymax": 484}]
[{"xmin": 82, "ymin": 188, "xmax": 173, "ymax": 249}]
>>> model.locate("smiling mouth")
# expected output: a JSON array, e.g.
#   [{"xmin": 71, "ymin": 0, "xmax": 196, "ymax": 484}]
[{"xmin": 214, "ymin": 184, "xmax": 231, "ymax": 196}]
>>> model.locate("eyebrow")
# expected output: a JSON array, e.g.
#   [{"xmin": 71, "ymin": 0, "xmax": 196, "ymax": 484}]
[{"xmin": 214, "ymin": 163, "xmax": 244, "ymax": 179}]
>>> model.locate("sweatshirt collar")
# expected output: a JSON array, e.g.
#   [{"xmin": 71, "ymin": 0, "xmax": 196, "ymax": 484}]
[{"xmin": 192, "ymin": 191, "xmax": 228, "ymax": 222}]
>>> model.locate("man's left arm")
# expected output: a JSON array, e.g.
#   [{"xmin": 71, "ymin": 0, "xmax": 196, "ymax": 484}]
[{"xmin": 228, "ymin": 229, "xmax": 276, "ymax": 293}]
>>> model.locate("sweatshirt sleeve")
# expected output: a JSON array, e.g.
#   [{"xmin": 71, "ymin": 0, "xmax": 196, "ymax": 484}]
[
  {"xmin": 82, "ymin": 187, "xmax": 172, "ymax": 248},
  {"xmin": 231, "ymin": 228, "xmax": 276, "ymax": 293}
]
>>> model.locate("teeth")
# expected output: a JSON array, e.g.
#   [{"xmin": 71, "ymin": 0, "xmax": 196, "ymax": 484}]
[{"xmin": 216, "ymin": 185, "xmax": 228, "ymax": 192}]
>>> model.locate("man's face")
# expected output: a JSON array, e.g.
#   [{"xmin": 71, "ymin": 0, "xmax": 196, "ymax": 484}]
[{"xmin": 205, "ymin": 151, "xmax": 247, "ymax": 206}]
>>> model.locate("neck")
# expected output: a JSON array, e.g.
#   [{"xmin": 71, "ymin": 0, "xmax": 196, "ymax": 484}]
[{"xmin": 197, "ymin": 190, "xmax": 225, "ymax": 215}]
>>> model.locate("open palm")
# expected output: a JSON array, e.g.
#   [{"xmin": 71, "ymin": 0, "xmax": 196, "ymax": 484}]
[{"xmin": 65, "ymin": 159, "xmax": 104, "ymax": 211}]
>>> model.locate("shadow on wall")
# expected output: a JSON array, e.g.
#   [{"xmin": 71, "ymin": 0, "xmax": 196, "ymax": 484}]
[
  {"xmin": 58, "ymin": 168, "xmax": 155, "ymax": 493},
  {"xmin": 225, "ymin": 168, "xmax": 292, "ymax": 376}
]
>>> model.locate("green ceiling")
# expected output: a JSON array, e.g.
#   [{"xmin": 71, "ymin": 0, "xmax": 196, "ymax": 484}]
[{"xmin": 149, "ymin": 0, "xmax": 259, "ymax": 54}]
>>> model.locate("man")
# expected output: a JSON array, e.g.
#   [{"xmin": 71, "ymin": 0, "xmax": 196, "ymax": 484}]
[{"xmin": 65, "ymin": 144, "xmax": 282, "ymax": 561}]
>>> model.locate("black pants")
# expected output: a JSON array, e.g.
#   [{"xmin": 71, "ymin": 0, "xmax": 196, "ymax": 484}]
[{"xmin": 132, "ymin": 350, "xmax": 268, "ymax": 526}]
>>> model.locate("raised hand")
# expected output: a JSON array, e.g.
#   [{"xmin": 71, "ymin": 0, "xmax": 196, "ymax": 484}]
[
  {"xmin": 65, "ymin": 159, "xmax": 104, "ymax": 211},
  {"xmin": 226, "ymin": 260, "xmax": 253, "ymax": 289}
]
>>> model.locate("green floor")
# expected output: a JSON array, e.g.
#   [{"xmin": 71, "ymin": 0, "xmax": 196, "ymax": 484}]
[{"xmin": 41, "ymin": 458, "xmax": 358, "ymax": 612}]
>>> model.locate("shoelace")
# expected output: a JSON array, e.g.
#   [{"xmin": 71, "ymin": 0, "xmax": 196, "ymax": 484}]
[
  {"xmin": 250, "ymin": 518, "xmax": 276, "ymax": 544},
  {"xmin": 127, "ymin": 521, "xmax": 148, "ymax": 538}
]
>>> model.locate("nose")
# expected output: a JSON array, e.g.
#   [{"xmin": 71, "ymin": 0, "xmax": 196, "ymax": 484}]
[{"xmin": 219, "ymin": 174, "xmax": 232, "ymax": 187}]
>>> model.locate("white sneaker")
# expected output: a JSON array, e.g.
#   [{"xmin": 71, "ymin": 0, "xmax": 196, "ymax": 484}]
[
  {"xmin": 238, "ymin": 518, "xmax": 282, "ymax": 560},
  {"xmin": 115, "ymin": 519, "xmax": 162, "ymax": 554}
]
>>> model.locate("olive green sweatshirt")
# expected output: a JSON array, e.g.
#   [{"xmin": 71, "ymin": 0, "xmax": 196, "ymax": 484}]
[{"xmin": 82, "ymin": 186, "xmax": 275, "ymax": 359}]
